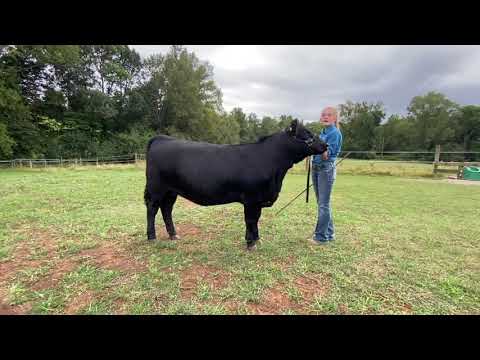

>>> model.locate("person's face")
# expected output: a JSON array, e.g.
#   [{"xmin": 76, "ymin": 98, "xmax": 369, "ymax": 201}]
[{"xmin": 320, "ymin": 107, "xmax": 337, "ymax": 126}]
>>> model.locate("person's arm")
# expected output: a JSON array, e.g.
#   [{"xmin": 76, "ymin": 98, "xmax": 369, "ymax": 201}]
[{"xmin": 322, "ymin": 132, "xmax": 341, "ymax": 160}]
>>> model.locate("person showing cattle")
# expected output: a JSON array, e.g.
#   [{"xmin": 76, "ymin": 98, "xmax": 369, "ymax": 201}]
[
  {"xmin": 144, "ymin": 119, "xmax": 328, "ymax": 251},
  {"xmin": 308, "ymin": 106, "xmax": 343, "ymax": 245}
]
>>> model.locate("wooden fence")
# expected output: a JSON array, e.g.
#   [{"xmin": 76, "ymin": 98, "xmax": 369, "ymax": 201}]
[
  {"xmin": 2, "ymin": 148, "xmax": 480, "ymax": 178},
  {"xmin": 0, "ymin": 153, "xmax": 146, "ymax": 169}
]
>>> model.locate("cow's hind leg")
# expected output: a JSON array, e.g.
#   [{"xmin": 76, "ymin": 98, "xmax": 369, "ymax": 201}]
[
  {"xmin": 161, "ymin": 191, "xmax": 179, "ymax": 240},
  {"xmin": 244, "ymin": 204, "xmax": 262, "ymax": 251},
  {"xmin": 145, "ymin": 187, "xmax": 161, "ymax": 241}
]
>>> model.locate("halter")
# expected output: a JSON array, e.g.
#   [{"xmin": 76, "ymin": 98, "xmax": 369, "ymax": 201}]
[{"xmin": 285, "ymin": 129, "xmax": 319, "ymax": 149}]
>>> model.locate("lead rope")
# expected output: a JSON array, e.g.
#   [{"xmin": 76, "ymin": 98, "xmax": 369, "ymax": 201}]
[{"xmin": 274, "ymin": 151, "xmax": 352, "ymax": 216}]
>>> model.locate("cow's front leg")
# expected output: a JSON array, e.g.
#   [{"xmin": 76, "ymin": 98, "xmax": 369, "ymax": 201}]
[{"xmin": 244, "ymin": 204, "xmax": 262, "ymax": 251}]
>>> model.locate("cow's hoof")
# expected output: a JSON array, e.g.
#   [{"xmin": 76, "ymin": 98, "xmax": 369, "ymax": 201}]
[
  {"xmin": 170, "ymin": 235, "xmax": 181, "ymax": 240},
  {"xmin": 246, "ymin": 244, "xmax": 257, "ymax": 251},
  {"xmin": 147, "ymin": 237, "xmax": 156, "ymax": 242}
]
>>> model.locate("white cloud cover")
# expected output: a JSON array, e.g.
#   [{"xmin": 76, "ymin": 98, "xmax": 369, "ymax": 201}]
[{"xmin": 131, "ymin": 45, "xmax": 480, "ymax": 121}]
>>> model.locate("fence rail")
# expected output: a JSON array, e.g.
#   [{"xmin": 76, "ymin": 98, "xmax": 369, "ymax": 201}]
[
  {"xmin": 1, "ymin": 148, "xmax": 480, "ymax": 176},
  {"xmin": 0, "ymin": 153, "xmax": 146, "ymax": 168}
]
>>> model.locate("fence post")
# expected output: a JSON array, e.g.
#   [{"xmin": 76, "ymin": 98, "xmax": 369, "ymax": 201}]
[
  {"xmin": 96, "ymin": 157, "xmax": 99, "ymax": 167},
  {"xmin": 134, "ymin": 153, "xmax": 138, "ymax": 164},
  {"xmin": 433, "ymin": 145, "xmax": 441, "ymax": 174},
  {"xmin": 29, "ymin": 160, "xmax": 32, "ymax": 168},
  {"xmin": 305, "ymin": 156, "xmax": 310, "ymax": 171}
]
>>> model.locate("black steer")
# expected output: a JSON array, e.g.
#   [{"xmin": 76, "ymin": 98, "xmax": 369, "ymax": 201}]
[{"xmin": 144, "ymin": 119, "xmax": 328, "ymax": 250}]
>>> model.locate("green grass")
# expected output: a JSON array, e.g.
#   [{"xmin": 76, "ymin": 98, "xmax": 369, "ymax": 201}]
[{"xmin": 0, "ymin": 161, "xmax": 479, "ymax": 314}]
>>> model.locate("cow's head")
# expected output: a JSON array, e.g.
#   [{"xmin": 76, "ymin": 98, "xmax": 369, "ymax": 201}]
[{"xmin": 286, "ymin": 120, "xmax": 328, "ymax": 155}]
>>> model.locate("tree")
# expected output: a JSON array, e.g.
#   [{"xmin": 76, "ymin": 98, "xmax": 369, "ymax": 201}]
[
  {"xmin": 375, "ymin": 114, "xmax": 416, "ymax": 152},
  {"xmin": 0, "ymin": 122, "xmax": 15, "ymax": 158},
  {"xmin": 454, "ymin": 105, "xmax": 480, "ymax": 158},
  {"xmin": 246, "ymin": 113, "xmax": 261, "ymax": 142},
  {"xmin": 229, "ymin": 107, "xmax": 249, "ymax": 143},
  {"xmin": 339, "ymin": 101, "xmax": 385, "ymax": 153},
  {"xmin": 258, "ymin": 116, "xmax": 278, "ymax": 138},
  {"xmin": 305, "ymin": 121, "xmax": 324, "ymax": 136},
  {"xmin": 141, "ymin": 46, "xmax": 223, "ymax": 141},
  {"xmin": 407, "ymin": 91, "xmax": 459, "ymax": 150},
  {"xmin": 0, "ymin": 53, "xmax": 38, "ymax": 157}
]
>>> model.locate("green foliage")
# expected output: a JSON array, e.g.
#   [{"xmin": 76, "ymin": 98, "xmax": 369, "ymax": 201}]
[
  {"xmin": 0, "ymin": 122, "xmax": 15, "ymax": 158},
  {"xmin": 339, "ymin": 101, "xmax": 385, "ymax": 155},
  {"xmin": 407, "ymin": 91, "xmax": 459, "ymax": 150},
  {"xmin": 454, "ymin": 105, "xmax": 480, "ymax": 155},
  {"xmin": 0, "ymin": 45, "xmax": 479, "ymax": 159}
]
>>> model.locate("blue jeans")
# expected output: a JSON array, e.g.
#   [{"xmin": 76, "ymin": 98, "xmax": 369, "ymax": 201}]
[{"xmin": 312, "ymin": 162, "xmax": 336, "ymax": 242}]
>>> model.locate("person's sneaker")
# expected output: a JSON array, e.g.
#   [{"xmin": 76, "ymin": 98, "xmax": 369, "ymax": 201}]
[{"xmin": 307, "ymin": 237, "xmax": 329, "ymax": 245}]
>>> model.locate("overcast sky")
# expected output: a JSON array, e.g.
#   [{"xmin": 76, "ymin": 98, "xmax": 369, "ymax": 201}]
[{"xmin": 131, "ymin": 45, "xmax": 480, "ymax": 122}]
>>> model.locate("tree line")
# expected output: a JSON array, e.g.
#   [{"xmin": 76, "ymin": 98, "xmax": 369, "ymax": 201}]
[{"xmin": 1, "ymin": 45, "xmax": 479, "ymax": 160}]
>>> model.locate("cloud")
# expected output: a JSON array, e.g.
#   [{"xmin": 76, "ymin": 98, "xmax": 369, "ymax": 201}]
[{"xmin": 131, "ymin": 45, "xmax": 480, "ymax": 121}]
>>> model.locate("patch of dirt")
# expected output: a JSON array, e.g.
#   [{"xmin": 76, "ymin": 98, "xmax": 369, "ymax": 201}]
[
  {"xmin": 246, "ymin": 286, "xmax": 300, "ymax": 315},
  {"xmin": 64, "ymin": 290, "xmax": 95, "ymax": 314},
  {"xmin": 112, "ymin": 298, "xmax": 128, "ymax": 314},
  {"xmin": 179, "ymin": 264, "xmax": 231, "ymax": 299},
  {"xmin": 79, "ymin": 244, "xmax": 147, "ymax": 272},
  {"xmin": 245, "ymin": 273, "xmax": 331, "ymax": 315},
  {"xmin": 293, "ymin": 273, "xmax": 331, "ymax": 303},
  {"xmin": 0, "ymin": 227, "xmax": 60, "ymax": 283},
  {"xmin": 402, "ymin": 303, "xmax": 413, "ymax": 313},
  {"xmin": 0, "ymin": 289, "xmax": 32, "ymax": 315},
  {"xmin": 443, "ymin": 179, "xmax": 480, "ymax": 186},
  {"xmin": 1, "ymin": 225, "xmax": 149, "ymax": 316},
  {"xmin": 221, "ymin": 300, "xmax": 243, "ymax": 314},
  {"xmin": 274, "ymin": 256, "xmax": 297, "ymax": 273},
  {"xmin": 0, "ymin": 302, "xmax": 17, "ymax": 315},
  {"xmin": 0, "ymin": 259, "xmax": 42, "ymax": 284},
  {"xmin": 156, "ymin": 223, "xmax": 203, "ymax": 240},
  {"xmin": 30, "ymin": 259, "xmax": 79, "ymax": 291},
  {"xmin": 412, "ymin": 178, "xmax": 480, "ymax": 186},
  {"xmin": 0, "ymin": 301, "xmax": 32, "ymax": 315}
]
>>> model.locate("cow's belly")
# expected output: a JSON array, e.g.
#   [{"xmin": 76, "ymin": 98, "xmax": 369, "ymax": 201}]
[
  {"xmin": 160, "ymin": 168, "xmax": 276, "ymax": 207},
  {"xmin": 177, "ymin": 190, "xmax": 242, "ymax": 206}
]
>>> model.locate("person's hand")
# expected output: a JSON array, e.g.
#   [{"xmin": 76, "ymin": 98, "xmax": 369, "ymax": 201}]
[{"xmin": 322, "ymin": 151, "xmax": 328, "ymax": 160}]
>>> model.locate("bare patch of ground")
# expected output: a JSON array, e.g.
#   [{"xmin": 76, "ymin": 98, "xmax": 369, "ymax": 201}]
[
  {"xmin": 156, "ymin": 223, "xmax": 203, "ymax": 240},
  {"xmin": 246, "ymin": 285, "xmax": 300, "ymax": 315},
  {"xmin": 64, "ymin": 290, "xmax": 95, "ymax": 314},
  {"xmin": 179, "ymin": 263, "xmax": 231, "ymax": 299},
  {"xmin": 293, "ymin": 273, "xmax": 331, "ymax": 303},
  {"xmin": 0, "ymin": 225, "xmax": 149, "ymax": 314},
  {"xmin": 30, "ymin": 259, "xmax": 79, "ymax": 291},
  {"xmin": 79, "ymin": 244, "xmax": 146, "ymax": 272},
  {"xmin": 411, "ymin": 178, "xmax": 480, "ymax": 186}
]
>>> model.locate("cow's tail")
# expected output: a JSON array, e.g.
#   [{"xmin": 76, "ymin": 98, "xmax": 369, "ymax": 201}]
[{"xmin": 144, "ymin": 137, "xmax": 157, "ymax": 206}]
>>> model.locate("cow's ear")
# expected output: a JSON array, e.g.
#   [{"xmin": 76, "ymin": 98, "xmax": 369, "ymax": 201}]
[{"xmin": 286, "ymin": 119, "xmax": 298, "ymax": 136}]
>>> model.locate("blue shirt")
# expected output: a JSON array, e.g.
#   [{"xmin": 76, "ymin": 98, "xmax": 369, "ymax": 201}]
[{"xmin": 312, "ymin": 125, "xmax": 343, "ymax": 164}]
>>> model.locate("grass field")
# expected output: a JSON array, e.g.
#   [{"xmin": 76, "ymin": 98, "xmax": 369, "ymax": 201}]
[{"xmin": 1, "ymin": 161, "xmax": 479, "ymax": 314}]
